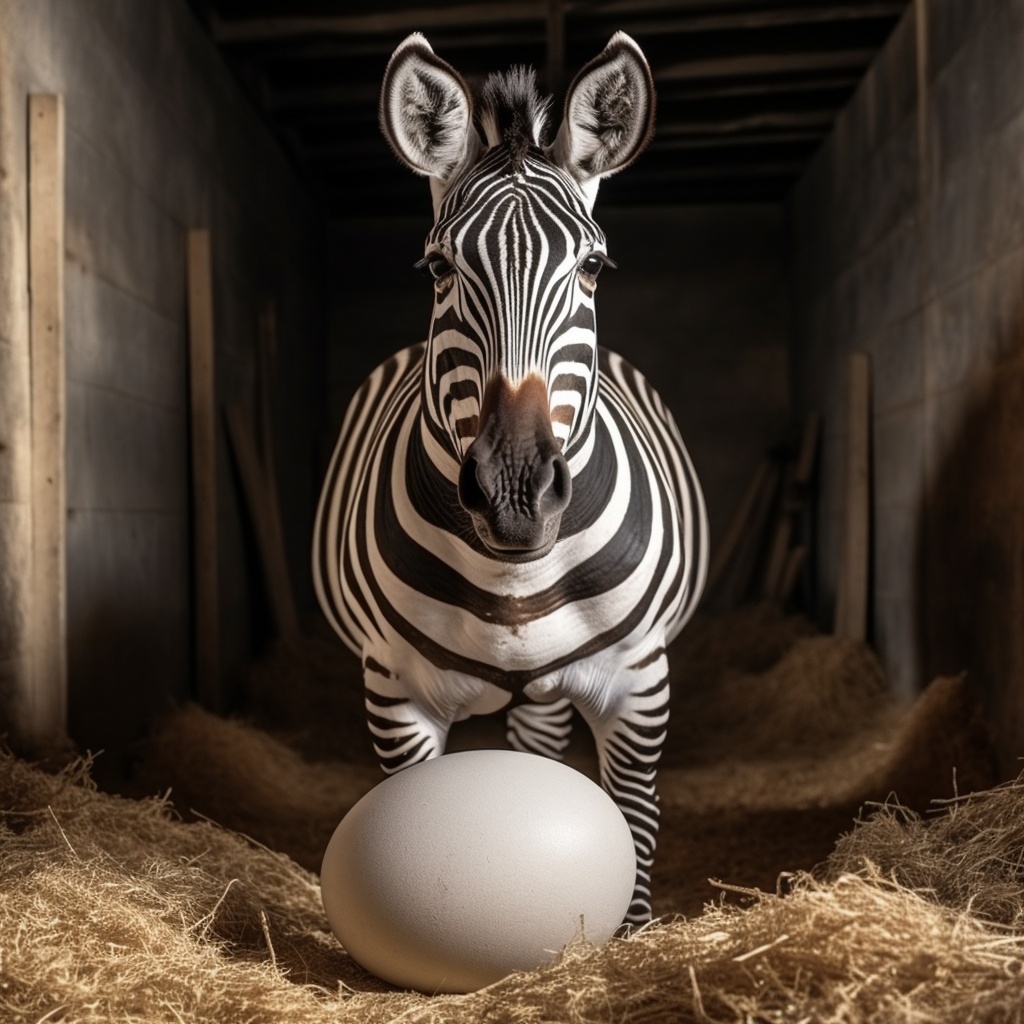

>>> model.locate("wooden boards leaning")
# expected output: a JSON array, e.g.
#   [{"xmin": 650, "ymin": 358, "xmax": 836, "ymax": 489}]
[
  {"xmin": 834, "ymin": 351, "xmax": 872, "ymax": 641},
  {"xmin": 27, "ymin": 94, "xmax": 67, "ymax": 743},
  {"xmin": 223, "ymin": 306, "xmax": 299, "ymax": 641},
  {"xmin": 186, "ymin": 229, "xmax": 220, "ymax": 710},
  {"xmin": 255, "ymin": 301, "xmax": 299, "ymax": 639}
]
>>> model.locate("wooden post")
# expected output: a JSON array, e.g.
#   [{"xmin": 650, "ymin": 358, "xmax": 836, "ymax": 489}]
[
  {"xmin": 187, "ymin": 230, "xmax": 220, "ymax": 709},
  {"xmin": 761, "ymin": 413, "xmax": 821, "ymax": 602},
  {"xmin": 222, "ymin": 300, "xmax": 298, "ymax": 641},
  {"xmin": 223, "ymin": 403, "xmax": 299, "ymax": 640},
  {"xmin": 834, "ymin": 352, "xmax": 872, "ymax": 640},
  {"xmin": 256, "ymin": 300, "xmax": 299, "ymax": 638},
  {"xmin": 27, "ymin": 94, "xmax": 67, "ymax": 743}
]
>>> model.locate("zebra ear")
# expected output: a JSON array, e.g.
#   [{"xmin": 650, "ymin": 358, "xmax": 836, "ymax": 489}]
[
  {"xmin": 380, "ymin": 34, "xmax": 476, "ymax": 187},
  {"xmin": 549, "ymin": 32, "xmax": 655, "ymax": 201}
]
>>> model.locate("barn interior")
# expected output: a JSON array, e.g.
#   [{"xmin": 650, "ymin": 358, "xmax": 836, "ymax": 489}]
[{"xmin": 3, "ymin": 0, "xmax": 1024, "ymax": 1019}]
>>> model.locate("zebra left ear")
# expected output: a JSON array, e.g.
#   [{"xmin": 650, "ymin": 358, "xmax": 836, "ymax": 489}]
[
  {"xmin": 549, "ymin": 32, "xmax": 655, "ymax": 204},
  {"xmin": 380, "ymin": 34, "xmax": 477, "ymax": 192}
]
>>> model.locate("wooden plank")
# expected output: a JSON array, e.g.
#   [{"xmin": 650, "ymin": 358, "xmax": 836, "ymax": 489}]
[
  {"xmin": 659, "ymin": 49, "xmax": 876, "ymax": 82},
  {"xmin": 722, "ymin": 460, "xmax": 781, "ymax": 607},
  {"xmin": 760, "ymin": 471, "xmax": 793, "ymax": 600},
  {"xmin": 210, "ymin": 4, "xmax": 544, "ymax": 42},
  {"xmin": 210, "ymin": 2, "xmax": 903, "ymax": 45},
  {"xmin": 794, "ymin": 412, "xmax": 822, "ymax": 486},
  {"xmin": 761, "ymin": 413, "xmax": 821, "ymax": 601},
  {"xmin": 224, "ymin": 403, "xmax": 299, "ymax": 640},
  {"xmin": 27, "ymin": 94, "xmax": 67, "ymax": 743},
  {"xmin": 779, "ymin": 546, "xmax": 808, "ymax": 606},
  {"xmin": 256, "ymin": 299, "xmax": 298, "ymax": 638},
  {"xmin": 834, "ymin": 352, "xmax": 872, "ymax": 640},
  {"xmin": 186, "ymin": 229, "xmax": 220, "ymax": 710},
  {"xmin": 705, "ymin": 457, "xmax": 772, "ymax": 595},
  {"xmin": 587, "ymin": 0, "xmax": 906, "ymax": 27}
]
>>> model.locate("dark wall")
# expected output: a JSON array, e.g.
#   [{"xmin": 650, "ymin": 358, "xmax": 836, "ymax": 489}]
[
  {"xmin": 324, "ymin": 204, "xmax": 791, "ymax": 555},
  {"xmin": 788, "ymin": 0, "xmax": 1024, "ymax": 771},
  {"xmin": 0, "ymin": 0, "xmax": 327, "ymax": 775}
]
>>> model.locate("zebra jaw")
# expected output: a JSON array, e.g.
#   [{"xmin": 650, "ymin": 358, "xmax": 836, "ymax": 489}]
[{"xmin": 457, "ymin": 375, "xmax": 571, "ymax": 561}]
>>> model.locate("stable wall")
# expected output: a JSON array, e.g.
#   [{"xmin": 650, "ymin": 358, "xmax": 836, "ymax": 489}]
[
  {"xmin": 0, "ymin": 0, "xmax": 326, "ymax": 776},
  {"xmin": 326, "ymin": 205, "xmax": 792, "ymax": 555},
  {"xmin": 789, "ymin": 0, "xmax": 1024, "ymax": 770}
]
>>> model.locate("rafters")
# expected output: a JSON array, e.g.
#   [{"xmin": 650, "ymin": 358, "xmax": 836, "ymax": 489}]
[{"xmin": 188, "ymin": 0, "xmax": 911, "ymax": 215}]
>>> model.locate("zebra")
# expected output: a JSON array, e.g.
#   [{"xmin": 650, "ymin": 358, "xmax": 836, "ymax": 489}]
[{"xmin": 313, "ymin": 31, "xmax": 708, "ymax": 924}]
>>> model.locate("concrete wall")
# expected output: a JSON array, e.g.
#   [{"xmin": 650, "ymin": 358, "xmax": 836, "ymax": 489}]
[
  {"xmin": 326, "ymin": 205, "xmax": 792, "ymax": 556},
  {"xmin": 0, "ymin": 1, "xmax": 326, "ymax": 776},
  {"xmin": 788, "ymin": 0, "xmax": 1024, "ymax": 770}
]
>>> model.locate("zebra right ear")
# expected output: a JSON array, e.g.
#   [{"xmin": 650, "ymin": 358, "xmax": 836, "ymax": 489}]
[
  {"xmin": 549, "ymin": 32, "xmax": 655, "ymax": 208},
  {"xmin": 380, "ymin": 34, "xmax": 476, "ymax": 190}
]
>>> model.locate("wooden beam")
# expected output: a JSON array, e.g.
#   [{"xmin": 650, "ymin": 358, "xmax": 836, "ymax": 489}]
[
  {"xmin": 210, "ymin": 4, "xmax": 545, "ymax": 43},
  {"xmin": 656, "ymin": 110, "xmax": 835, "ymax": 137},
  {"xmin": 186, "ymin": 229, "xmax": 221, "ymax": 710},
  {"xmin": 760, "ymin": 414, "xmax": 820, "ymax": 603},
  {"xmin": 612, "ymin": 159, "xmax": 809, "ymax": 181},
  {"xmin": 659, "ymin": 49, "xmax": 877, "ymax": 82},
  {"xmin": 577, "ymin": 0, "xmax": 905, "ymax": 24},
  {"xmin": 255, "ymin": 299, "xmax": 298, "ymax": 639},
  {"xmin": 705, "ymin": 457, "xmax": 773, "ymax": 597},
  {"xmin": 210, "ymin": 1, "xmax": 905, "ymax": 44},
  {"xmin": 658, "ymin": 75, "xmax": 860, "ymax": 102},
  {"xmin": 834, "ymin": 352, "xmax": 872, "ymax": 641},
  {"xmin": 224, "ymin": 403, "xmax": 299, "ymax": 642},
  {"xmin": 574, "ymin": 2, "xmax": 906, "ymax": 36},
  {"xmin": 27, "ymin": 94, "xmax": 67, "ymax": 744}
]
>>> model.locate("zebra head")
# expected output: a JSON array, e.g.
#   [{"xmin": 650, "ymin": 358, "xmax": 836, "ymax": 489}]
[{"xmin": 380, "ymin": 33, "xmax": 655, "ymax": 559}]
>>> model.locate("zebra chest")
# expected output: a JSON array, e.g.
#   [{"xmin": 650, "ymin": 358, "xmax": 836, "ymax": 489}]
[{"xmin": 383, "ymin": 562, "xmax": 620, "ymax": 667}]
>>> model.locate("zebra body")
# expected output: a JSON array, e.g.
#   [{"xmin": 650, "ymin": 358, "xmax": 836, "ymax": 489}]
[{"xmin": 314, "ymin": 32, "xmax": 708, "ymax": 923}]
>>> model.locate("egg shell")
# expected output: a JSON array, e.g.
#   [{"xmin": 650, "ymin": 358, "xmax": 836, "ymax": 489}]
[{"xmin": 320, "ymin": 749, "xmax": 636, "ymax": 993}]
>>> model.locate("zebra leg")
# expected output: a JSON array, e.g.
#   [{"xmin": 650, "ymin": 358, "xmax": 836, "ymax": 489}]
[
  {"xmin": 578, "ymin": 672, "xmax": 669, "ymax": 925},
  {"xmin": 363, "ymin": 661, "xmax": 450, "ymax": 775},
  {"xmin": 506, "ymin": 697, "xmax": 574, "ymax": 760}
]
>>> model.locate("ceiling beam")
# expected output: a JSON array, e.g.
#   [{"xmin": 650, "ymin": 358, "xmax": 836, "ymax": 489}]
[
  {"xmin": 650, "ymin": 130, "xmax": 825, "ymax": 152},
  {"xmin": 658, "ymin": 74, "xmax": 860, "ymax": 101},
  {"xmin": 210, "ymin": 2, "xmax": 906, "ymax": 46},
  {"xmin": 209, "ymin": 4, "xmax": 546, "ymax": 43},
  {"xmin": 567, "ymin": 0, "xmax": 905, "ymax": 26},
  {"xmin": 658, "ymin": 49, "xmax": 877, "ymax": 80},
  {"xmin": 655, "ymin": 110, "xmax": 835, "ymax": 138}
]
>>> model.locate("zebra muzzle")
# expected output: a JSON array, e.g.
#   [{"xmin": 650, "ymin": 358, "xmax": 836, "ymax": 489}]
[{"xmin": 457, "ymin": 375, "xmax": 572, "ymax": 559}]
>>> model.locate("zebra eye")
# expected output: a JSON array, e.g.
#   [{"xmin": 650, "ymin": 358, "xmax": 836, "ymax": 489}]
[
  {"xmin": 415, "ymin": 253, "xmax": 454, "ymax": 282},
  {"xmin": 580, "ymin": 253, "xmax": 615, "ymax": 281}
]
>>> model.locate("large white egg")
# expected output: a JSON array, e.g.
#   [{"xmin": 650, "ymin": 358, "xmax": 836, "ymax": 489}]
[{"xmin": 320, "ymin": 749, "xmax": 636, "ymax": 993}]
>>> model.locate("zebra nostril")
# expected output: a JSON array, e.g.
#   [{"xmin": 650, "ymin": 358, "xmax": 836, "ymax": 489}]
[
  {"xmin": 457, "ymin": 456, "xmax": 489, "ymax": 513},
  {"xmin": 538, "ymin": 453, "xmax": 572, "ymax": 516}
]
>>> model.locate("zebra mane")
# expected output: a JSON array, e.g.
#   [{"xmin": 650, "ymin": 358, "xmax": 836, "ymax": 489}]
[{"xmin": 477, "ymin": 67, "xmax": 552, "ymax": 171}]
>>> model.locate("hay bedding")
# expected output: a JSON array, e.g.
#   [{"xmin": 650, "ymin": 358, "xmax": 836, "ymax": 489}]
[{"xmin": 4, "ymin": 606, "xmax": 1023, "ymax": 1022}]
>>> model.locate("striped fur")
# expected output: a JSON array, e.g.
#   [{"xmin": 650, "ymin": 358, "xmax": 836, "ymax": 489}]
[{"xmin": 314, "ymin": 34, "xmax": 708, "ymax": 924}]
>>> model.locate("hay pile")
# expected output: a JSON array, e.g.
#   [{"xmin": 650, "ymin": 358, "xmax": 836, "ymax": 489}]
[
  {"xmin": 3, "ymin": 605, "xmax": 1022, "ymax": 1022},
  {"xmin": 4, "ymin": 752, "xmax": 1024, "ymax": 1022}
]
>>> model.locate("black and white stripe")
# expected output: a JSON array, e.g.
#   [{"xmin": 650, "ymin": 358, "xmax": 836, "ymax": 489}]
[{"xmin": 313, "ymin": 33, "xmax": 708, "ymax": 924}]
